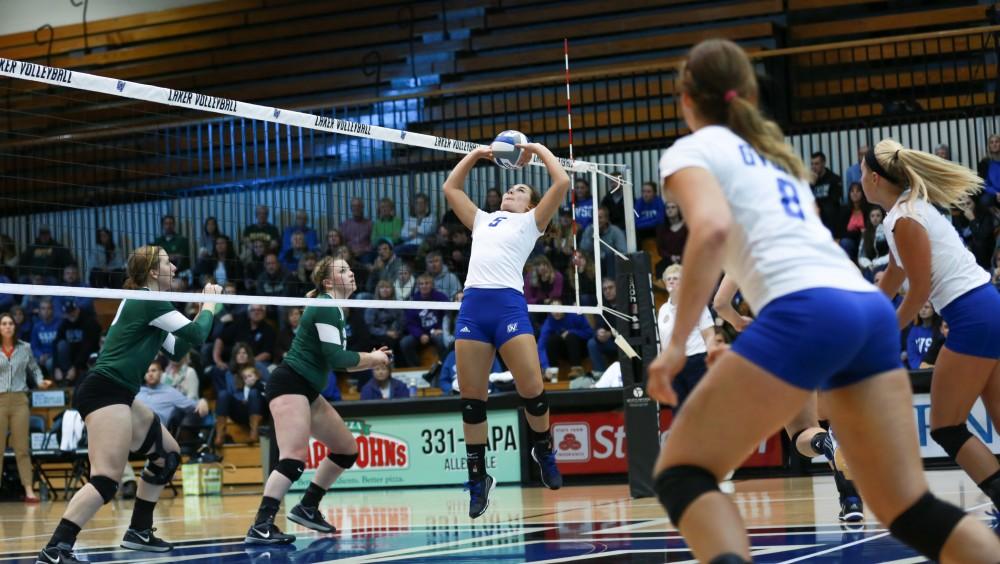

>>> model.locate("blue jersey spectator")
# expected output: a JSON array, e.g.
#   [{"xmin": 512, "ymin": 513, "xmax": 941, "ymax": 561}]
[
  {"xmin": 360, "ymin": 365, "xmax": 410, "ymax": 400},
  {"xmin": 902, "ymin": 303, "xmax": 938, "ymax": 370},
  {"xmin": 400, "ymin": 275, "xmax": 449, "ymax": 367},
  {"xmin": 635, "ymin": 181, "xmax": 666, "ymax": 235},
  {"xmin": 573, "ymin": 179, "xmax": 595, "ymax": 233},
  {"xmin": 30, "ymin": 299, "xmax": 60, "ymax": 374},
  {"xmin": 538, "ymin": 306, "xmax": 594, "ymax": 371},
  {"xmin": 281, "ymin": 210, "xmax": 320, "ymax": 253}
]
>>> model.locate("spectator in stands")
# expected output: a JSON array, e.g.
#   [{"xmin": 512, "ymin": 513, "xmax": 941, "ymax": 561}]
[
  {"xmin": 635, "ymin": 181, "xmax": 666, "ymax": 240},
  {"xmin": 281, "ymin": 210, "xmax": 319, "ymax": 253},
  {"xmin": 600, "ymin": 174, "xmax": 627, "ymax": 229},
  {"xmin": 394, "ymin": 261, "xmax": 415, "ymax": 301},
  {"xmin": 919, "ymin": 320, "xmax": 949, "ymax": 369},
  {"xmin": 935, "ymin": 144, "xmax": 952, "ymax": 161},
  {"xmin": 398, "ymin": 193, "xmax": 437, "ymax": 257},
  {"xmin": 483, "ymin": 188, "xmax": 502, "ymax": 214},
  {"xmin": 244, "ymin": 204, "xmax": 281, "ymax": 253},
  {"xmin": 524, "ymin": 255, "xmax": 563, "ymax": 305},
  {"xmin": 273, "ymin": 306, "xmax": 302, "ymax": 365},
  {"xmin": 837, "ymin": 182, "xmax": 869, "ymax": 261},
  {"xmin": 322, "ymin": 229, "xmax": 344, "ymax": 257},
  {"xmin": 87, "ymin": 228, "xmax": 125, "ymax": 289},
  {"xmin": 901, "ymin": 302, "xmax": 939, "ymax": 370},
  {"xmin": 11, "ymin": 305, "xmax": 31, "ymax": 342},
  {"xmin": 400, "ymin": 274, "xmax": 449, "ymax": 367},
  {"xmin": 198, "ymin": 216, "xmax": 223, "ymax": 259},
  {"xmin": 137, "ymin": 360, "xmax": 209, "ymax": 431},
  {"xmin": 444, "ymin": 225, "xmax": 472, "ymax": 275},
  {"xmin": 163, "ymin": 352, "xmax": 199, "ymax": 401},
  {"xmin": 52, "ymin": 264, "xmax": 94, "ymax": 317},
  {"xmin": 214, "ymin": 364, "xmax": 265, "ymax": 446},
  {"xmin": 341, "ymin": 198, "xmax": 373, "ymax": 259},
  {"xmin": 53, "ymin": 301, "xmax": 99, "ymax": 387},
  {"xmin": 440, "ymin": 288, "xmax": 462, "ymax": 354},
  {"xmin": 29, "ymin": 298, "xmax": 59, "ymax": 376},
  {"xmin": 438, "ymin": 348, "xmax": 501, "ymax": 395},
  {"xmin": 372, "ymin": 197, "xmax": 403, "ymax": 246},
  {"xmin": 213, "ymin": 304, "xmax": 275, "ymax": 372},
  {"xmin": 953, "ymin": 195, "xmax": 999, "ymax": 270},
  {"xmin": 256, "ymin": 252, "xmax": 295, "ymax": 300},
  {"xmin": 538, "ymin": 300, "xmax": 594, "ymax": 379},
  {"xmin": 562, "ymin": 254, "xmax": 598, "ymax": 306},
  {"xmin": 0, "ymin": 234, "xmax": 16, "ymax": 273},
  {"xmin": 573, "ymin": 179, "xmax": 595, "ymax": 234},
  {"xmin": 360, "ymin": 364, "xmax": 409, "ymax": 400},
  {"xmin": 858, "ymin": 206, "xmax": 890, "ymax": 281},
  {"xmin": 579, "ymin": 206, "xmax": 627, "ymax": 278},
  {"xmin": 367, "ymin": 239, "xmax": 402, "ymax": 293},
  {"xmin": 810, "ymin": 151, "xmax": 843, "ymax": 233},
  {"xmin": 417, "ymin": 224, "xmax": 451, "ymax": 265},
  {"xmin": 17, "ymin": 226, "xmax": 75, "ymax": 283},
  {"xmin": 366, "ymin": 280, "xmax": 404, "ymax": 360},
  {"xmin": 0, "ymin": 311, "xmax": 47, "ymax": 502},
  {"xmin": 425, "ymin": 250, "xmax": 461, "ymax": 299},
  {"xmin": 279, "ymin": 231, "xmax": 310, "ymax": 273},
  {"xmin": 290, "ymin": 251, "xmax": 318, "ymax": 297},
  {"xmin": 542, "ymin": 207, "xmax": 576, "ymax": 273},
  {"xmin": 842, "ymin": 145, "xmax": 867, "ymax": 202},
  {"xmin": 655, "ymin": 200, "xmax": 687, "ymax": 277},
  {"xmin": 195, "ymin": 234, "xmax": 243, "ymax": 290},
  {"xmin": 154, "ymin": 214, "xmax": 191, "ymax": 274},
  {"xmin": 978, "ymin": 134, "xmax": 1000, "ymax": 211},
  {"xmin": 242, "ymin": 239, "xmax": 269, "ymax": 293},
  {"xmin": 588, "ymin": 278, "xmax": 619, "ymax": 374}
]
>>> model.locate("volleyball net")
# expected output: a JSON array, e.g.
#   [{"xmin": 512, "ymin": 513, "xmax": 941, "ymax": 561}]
[{"xmin": 0, "ymin": 57, "xmax": 633, "ymax": 327}]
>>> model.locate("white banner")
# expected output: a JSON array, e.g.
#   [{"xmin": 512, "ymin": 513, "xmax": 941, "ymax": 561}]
[{"xmin": 912, "ymin": 393, "xmax": 1000, "ymax": 458}]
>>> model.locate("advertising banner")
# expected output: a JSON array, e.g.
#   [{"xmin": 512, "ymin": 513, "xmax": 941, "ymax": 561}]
[
  {"xmin": 912, "ymin": 394, "xmax": 1000, "ymax": 458},
  {"xmin": 290, "ymin": 409, "xmax": 522, "ymax": 490}
]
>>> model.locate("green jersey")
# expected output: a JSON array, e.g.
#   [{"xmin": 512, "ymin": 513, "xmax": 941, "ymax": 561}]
[
  {"xmin": 283, "ymin": 294, "xmax": 361, "ymax": 392},
  {"xmin": 94, "ymin": 293, "xmax": 215, "ymax": 394}
]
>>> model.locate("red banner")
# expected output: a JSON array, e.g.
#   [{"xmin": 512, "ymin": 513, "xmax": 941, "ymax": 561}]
[{"xmin": 551, "ymin": 410, "xmax": 783, "ymax": 475}]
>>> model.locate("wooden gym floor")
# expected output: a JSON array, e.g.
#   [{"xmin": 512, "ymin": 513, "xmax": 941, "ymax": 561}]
[{"xmin": 0, "ymin": 469, "xmax": 995, "ymax": 562}]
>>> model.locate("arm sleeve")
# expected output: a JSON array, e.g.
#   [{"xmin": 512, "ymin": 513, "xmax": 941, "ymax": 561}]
[
  {"xmin": 148, "ymin": 301, "xmax": 215, "ymax": 344},
  {"xmin": 161, "ymin": 333, "xmax": 194, "ymax": 361}
]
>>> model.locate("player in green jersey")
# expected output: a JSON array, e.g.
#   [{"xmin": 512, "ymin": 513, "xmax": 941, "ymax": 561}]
[
  {"xmin": 245, "ymin": 256, "xmax": 390, "ymax": 545},
  {"xmin": 37, "ymin": 246, "xmax": 221, "ymax": 564}
]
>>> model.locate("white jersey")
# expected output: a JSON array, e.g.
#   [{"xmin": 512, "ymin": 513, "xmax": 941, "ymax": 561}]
[
  {"xmin": 659, "ymin": 126, "xmax": 873, "ymax": 312},
  {"xmin": 464, "ymin": 208, "xmax": 543, "ymax": 292},
  {"xmin": 658, "ymin": 301, "xmax": 714, "ymax": 356},
  {"xmin": 884, "ymin": 192, "xmax": 989, "ymax": 311}
]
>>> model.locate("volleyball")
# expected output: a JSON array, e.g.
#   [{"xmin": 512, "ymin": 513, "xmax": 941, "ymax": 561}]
[{"xmin": 491, "ymin": 130, "xmax": 529, "ymax": 169}]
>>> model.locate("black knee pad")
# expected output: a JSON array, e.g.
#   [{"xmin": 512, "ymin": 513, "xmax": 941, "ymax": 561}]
[
  {"xmin": 654, "ymin": 465, "xmax": 719, "ymax": 526},
  {"xmin": 328, "ymin": 451, "xmax": 358, "ymax": 469},
  {"xmin": 709, "ymin": 555, "xmax": 751, "ymax": 564},
  {"xmin": 275, "ymin": 458, "xmax": 305, "ymax": 483},
  {"xmin": 889, "ymin": 492, "xmax": 966, "ymax": 561},
  {"xmin": 930, "ymin": 424, "xmax": 973, "ymax": 460},
  {"xmin": 461, "ymin": 398, "xmax": 487, "ymax": 425},
  {"xmin": 142, "ymin": 451, "xmax": 180, "ymax": 486},
  {"xmin": 135, "ymin": 414, "xmax": 163, "ymax": 456},
  {"xmin": 521, "ymin": 391, "xmax": 549, "ymax": 417},
  {"xmin": 89, "ymin": 475, "xmax": 119, "ymax": 504}
]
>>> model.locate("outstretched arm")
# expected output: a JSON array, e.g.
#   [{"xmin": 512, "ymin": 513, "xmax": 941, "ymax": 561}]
[
  {"xmin": 443, "ymin": 146, "xmax": 492, "ymax": 231},
  {"xmin": 526, "ymin": 143, "xmax": 572, "ymax": 231}
]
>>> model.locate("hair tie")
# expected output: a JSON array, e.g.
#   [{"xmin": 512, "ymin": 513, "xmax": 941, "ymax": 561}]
[{"xmin": 724, "ymin": 90, "xmax": 738, "ymax": 103}]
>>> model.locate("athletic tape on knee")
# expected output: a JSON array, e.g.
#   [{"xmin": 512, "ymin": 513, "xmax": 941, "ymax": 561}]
[
  {"xmin": 889, "ymin": 492, "xmax": 965, "ymax": 561},
  {"xmin": 89, "ymin": 475, "xmax": 119, "ymax": 504},
  {"xmin": 930, "ymin": 424, "xmax": 973, "ymax": 460},
  {"xmin": 275, "ymin": 458, "xmax": 305, "ymax": 483},
  {"xmin": 521, "ymin": 391, "xmax": 549, "ymax": 417},
  {"xmin": 461, "ymin": 398, "xmax": 487, "ymax": 425},
  {"xmin": 327, "ymin": 451, "xmax": 358, "ymax": 469},
  {"xmin": 654, "ymin": 465, "xmax": 719, "ymax": 526}
]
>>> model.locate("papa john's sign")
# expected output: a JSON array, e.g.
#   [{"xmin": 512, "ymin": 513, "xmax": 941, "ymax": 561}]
[{"xmin": 551, "ymin": 410, "xmax": 783, "ymax": 475}]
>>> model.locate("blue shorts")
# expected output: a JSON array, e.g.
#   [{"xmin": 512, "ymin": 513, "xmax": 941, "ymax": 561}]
[
  {"xmin": 731, "ymin": 288, "xmax": 902, "ymax": 390},
  {"xmin": 940, "ymin": 284, "xmax": 1000, "ymax": 360},
  {"xmin": 455, "ymin": 288, "xmax": 534, "ymax": 348}
]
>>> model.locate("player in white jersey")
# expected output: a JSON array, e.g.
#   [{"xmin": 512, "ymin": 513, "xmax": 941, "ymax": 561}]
[
  {"xmin": 443, "ymin": 141, "xmax": 570, "ymax": 518},
  {"xmin": 647, "ymin": 39, "xmax": 1000, "ymax": 564},
  {"xmin": 861, "ymin": 139, "xmax": 1000, "ymax": 510}
]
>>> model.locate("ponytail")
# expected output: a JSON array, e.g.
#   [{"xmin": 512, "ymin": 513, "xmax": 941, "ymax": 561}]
[
  {"xmin": 307, "ymin": 256, "xmax": 337, "ymax": 298},
  {"xmin": 681, "ymin": 39, "xmax": 808, "ymax": 181},
  {"xmin": 124, "ymin": 245, "xmax": 163, "ymax": 289},
  {"xmin": 872, "ymin": 139, "xmax": 982, "ymax": 209}
]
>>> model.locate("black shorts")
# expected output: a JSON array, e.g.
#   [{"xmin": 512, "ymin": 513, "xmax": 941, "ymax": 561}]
[
  {"xmin": 266, "ymin": 363, "xmax": 320, "ymax": 404},
  {"xmin": 73, "ymin": 372, "xmax": 135, "ymax": 419}
]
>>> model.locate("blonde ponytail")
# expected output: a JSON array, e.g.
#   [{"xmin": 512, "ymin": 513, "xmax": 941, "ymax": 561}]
[
  {"xmin": 680, "ymin": 38, "xmax": 808, "ymax": 181},
  {"xmin": 873, "ymin": 139, "xmax": 982, "ymax": 209}
]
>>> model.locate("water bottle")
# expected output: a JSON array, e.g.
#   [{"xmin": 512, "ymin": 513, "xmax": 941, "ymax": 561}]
[{"xmin": 408, "ymin": 377, "xmax": 418, "ymax": 398}]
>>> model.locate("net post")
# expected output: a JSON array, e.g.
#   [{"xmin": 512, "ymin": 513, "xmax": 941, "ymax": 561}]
[
  {"xmin": 613, "ymin": 250, "xmax": 659, "ymax": 498},
  {"xmin": 621, "ymin": 166, "xmax": 637, "ymax": 254}
]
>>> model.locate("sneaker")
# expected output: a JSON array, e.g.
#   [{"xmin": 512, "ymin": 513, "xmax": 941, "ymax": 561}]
[
  {"xmin": 245, "ymin": 517, "xmax": 296, "ymax": 545},
  {"xmin": 839, "ymin": 496, "xmax": 864, "ymax": 522},
  {"xmin": 120, "ymin": 528, "xmax": 172, "ymax": 552},
  {"xmin": 465, "ymin": 474, "xmax": 496, "ymax": 519},
  {"xmin": 531, "ymin": 444, "xmax": 563, "ymax": 490},
  {"xmin": 287, "ymin": 504, "xmax": 336, "ymax": 533},
  {"xmin": 36, "ymin": 543, "xmax": 82, "ymax": 564}
]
